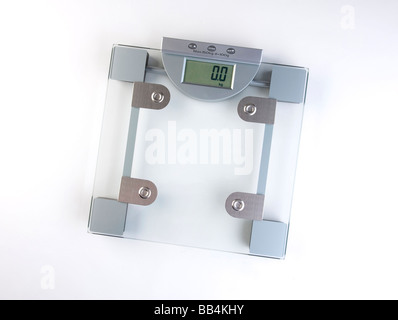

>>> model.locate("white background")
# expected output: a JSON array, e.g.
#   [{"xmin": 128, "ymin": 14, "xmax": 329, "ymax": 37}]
[{"xmin": 0, "ymin": 0, "xmax": 397, "ymax": 299}]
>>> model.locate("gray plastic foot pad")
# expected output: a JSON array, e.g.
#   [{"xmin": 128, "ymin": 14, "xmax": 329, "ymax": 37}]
[
  {"xmin": 250, "ymin": 220, "xmax": 288, "ymax": 259},
  {"xmin": 89, "ymin": 198, "xmax": 128, "ymax": 237},
  {"xmin": 269, "ymin": 65, "xmax": 308, "ymax": 104},
  {"xmin": 110, "ymin": 46, "xmax": 147, "ymax": 82}
]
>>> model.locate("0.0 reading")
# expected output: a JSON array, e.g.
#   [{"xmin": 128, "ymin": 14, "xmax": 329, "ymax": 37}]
[{"xmin": 211, "ymin": 65, "xmax": 228, "ymax": 82}]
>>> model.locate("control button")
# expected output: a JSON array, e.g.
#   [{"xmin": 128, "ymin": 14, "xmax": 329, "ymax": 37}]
[
  {"xmin": 188, "ymin": 43, "xmax": 197, "ymax": 50},
  {"xmin": 226, "ymin": 48, "xmax": 236, "ymax": 54},
  {"xmin": 207, "ymin": 45, "xmax": 216, "ymax": 52}
]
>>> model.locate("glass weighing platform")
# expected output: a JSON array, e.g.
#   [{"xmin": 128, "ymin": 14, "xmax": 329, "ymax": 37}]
[{"xmin": 88, "ymin": 37, "xmax": 309, "ymax": 259}]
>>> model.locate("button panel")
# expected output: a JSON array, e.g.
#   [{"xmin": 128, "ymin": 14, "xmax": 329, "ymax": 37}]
[{"xmin": 162, "ymin": 37, "xmax": 262, "ymax": 65}]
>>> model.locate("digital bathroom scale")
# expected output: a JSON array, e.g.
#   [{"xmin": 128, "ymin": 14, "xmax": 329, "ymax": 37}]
[{"xmin": 88, "ymin": 37, "xmax": 308, "ymax": 259}]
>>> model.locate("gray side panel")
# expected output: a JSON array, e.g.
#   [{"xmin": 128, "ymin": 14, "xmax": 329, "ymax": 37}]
[
  {"xmin": 123, "ymin": 107, "xmax": 140, "ymax": 177},
  {"xmin": 110, "ymin": 46, "xmax": 148, "ymax": 82},
  {"xmin": 257, "ymin": 124, "xmax": 274, "ymax": 195},
  {"xmin": 250, "ymin": 220, "xmax": 288, "ymax": 259},
  {"xmin": 269, "ymin": 65, "xmax": 308, "ymax": 103},
  {"xmin": 88, "ymin": 198, "xmax": 128, "ymax": 236}
]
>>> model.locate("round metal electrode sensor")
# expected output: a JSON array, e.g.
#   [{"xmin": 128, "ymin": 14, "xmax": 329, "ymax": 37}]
[
  {"xmin": 151, "ymin": 91, "xmax": 165, "ymax": 103},
  {"xmin": 243, "ymin": 104, "xmax": 257, "ymax": 115},
  {"xmin": 139, "ymin": 187, "xmax": 152, "ymax": 200},
  {"xmin": 232, "ymin": 199, "xmax": 245, "ymax": 212}
]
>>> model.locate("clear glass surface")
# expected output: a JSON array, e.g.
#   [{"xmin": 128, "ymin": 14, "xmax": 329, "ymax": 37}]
[{"xmin": 91, "ymin": 47, "xmax": 306, "ymax": 255}]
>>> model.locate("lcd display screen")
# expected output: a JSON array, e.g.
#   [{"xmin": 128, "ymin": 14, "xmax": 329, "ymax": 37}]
[{"xmin": 183, "ymin": 60, "xmax": 235, "ymax": 89}]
